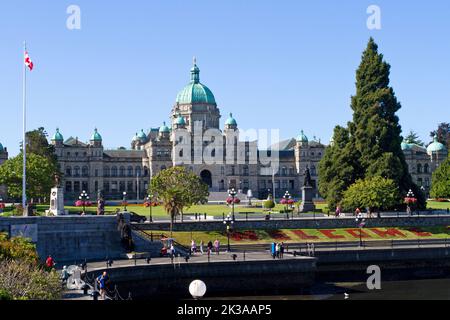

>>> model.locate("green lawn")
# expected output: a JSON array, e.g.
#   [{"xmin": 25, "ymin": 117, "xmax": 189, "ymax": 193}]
[
  {"xmin": 144, "ymin": 226, "xmax": 450, "ymax": 247},
  {"xmin": 427, "ymin": 201, "xmax": 450, "ymax": 210},
  {"xmin": 30, "ymin": 203, "xmax": 328, "ymax": 218}
]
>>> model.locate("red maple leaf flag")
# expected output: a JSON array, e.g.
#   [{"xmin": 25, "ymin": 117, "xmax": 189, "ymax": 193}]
[{"xmin": 24, "ymin": 51, "xmax": 34, "ymax": 71}]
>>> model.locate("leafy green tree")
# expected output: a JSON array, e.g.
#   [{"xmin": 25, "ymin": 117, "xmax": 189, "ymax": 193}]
[
  {"xmin": 319, "ymin": 38, "xmax": 424, "ymax": 209},
  {"xmin": 0, "ymin": 154, "xmax": 57, "ymax": 201},
  {"xmin": 341, "ymin": 177, "xmax": 400, "ymax": 212},
  {"xmin": 430, "ymin": 123, "xmax": 450, "ymax": 150},
  {"xmin": 430, "ymin": 156, "xmax": 450, "ymax": 199},
  {"xmin": 404, "ymin": 130, "xmax": 424, "ymax": 146},
  {"xmin": 24, "ymin": 128, "xmax": 57, "ymax": 163},
  {"xmin": 149, "ymin": 166, "xmax": 209, "ymax": 235}
]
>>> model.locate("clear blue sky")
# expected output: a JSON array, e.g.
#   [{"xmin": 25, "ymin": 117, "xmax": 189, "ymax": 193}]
[{"xmin": 1, "ymin": 0, "xmax": 449, "ymax": 156}]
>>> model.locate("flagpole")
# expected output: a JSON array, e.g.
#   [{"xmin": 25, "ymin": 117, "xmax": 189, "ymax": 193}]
[{"xmin": 22, "ymin": 41, "xmax": 27, "ymax": 213}]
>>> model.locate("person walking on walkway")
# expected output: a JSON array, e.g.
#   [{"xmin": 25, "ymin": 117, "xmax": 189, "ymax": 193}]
[
  {"xmin": 275, "ymin": 243, "xmax": 281, "ymax": 259},
  {"xmin": 45, "ymin": 255, "xmax": 55, "ymax": 270},
  {"xmin": 96, "ymin": 271, "xmax": 110, "ymax": 300},
  {"xmin": 280, "ymin": 242, "xmax": 285, "ymax": 259},
  {"xmin": 271, "ymin": 242, "xmax": 276, "ymax": 259},
  {"xmin": 191, "ymin": 239, "xmax": 197, "ymax": 255},
  {"xmin": 214, "ymin": 239, "xmax": 220, "ymax": 255},
  {"xmin": 207, "ymin": 240, "xmax": 213, "ymax": 254},
  {"xmin": 355, "ymin": 207, "xmax": 361, "ymax": 217},
  {"xmin": 335, "ymin": 206, "xmax": 341, "ymax": 218},
  {"xmin": 199, "ymin": 240, "xmax": 204, "ymax": 255}
]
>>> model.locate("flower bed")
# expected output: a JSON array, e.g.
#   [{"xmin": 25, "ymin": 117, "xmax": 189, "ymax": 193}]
[
  {"xmin": 230, "ymin": 231, "xmax": 259, "ymax": 241},
  {"xmin": 266, "ymin": 230, "xmax": 291, "ymax": 241}
]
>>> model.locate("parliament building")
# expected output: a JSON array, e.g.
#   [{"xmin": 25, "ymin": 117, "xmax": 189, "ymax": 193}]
[{"xmin": 1, "ymin": 62, "xmax": 446, "ymax": 202}]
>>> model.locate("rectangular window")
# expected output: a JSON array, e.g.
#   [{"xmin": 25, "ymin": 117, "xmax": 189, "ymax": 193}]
[
  {"xmin": 74, "ymin": 181, "xmax": 80, "ymax": 193},
  {"xmin": 65, "ymin": 181, "xmax": 72, "ymax": 192}
]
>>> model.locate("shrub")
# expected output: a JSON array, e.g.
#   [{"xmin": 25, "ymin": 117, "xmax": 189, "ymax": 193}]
[{"xmin": 263, "ymin": 200, "xmax": 275, "ymax": 210}]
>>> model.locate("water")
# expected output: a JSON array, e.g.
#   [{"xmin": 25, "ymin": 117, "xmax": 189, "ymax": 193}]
[{"xmin": 206, "ymin": 278, "xmax": 450, "ymax": 300}]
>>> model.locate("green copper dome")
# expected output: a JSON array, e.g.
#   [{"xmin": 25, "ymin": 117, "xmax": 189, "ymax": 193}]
[
  {"xmin": 225, "ymin": 113, "xmax": 237, "ymax": 126},
  {"xmin": 297, "ymin": 130, "xmax": 308, "ymax": 143},
  {"xmin": 137, "ymin": 129, "xmax": 147, "ymax": 141},
  {"xmin": 91, "ymin": 128, "xmax": 102, "ymax": 141},
  {"xmin": 0, "ymin": 142, "xmax": 4, "ymax": 152},
  {"xmin": 427, "ymin": 135, "xmax": 446, "ymax": 154},
  {"xmin": 401, "ymin": 140, "xmax": 412, "ymax": 151},
  {"xmin": 52, "ymin": 128, "xmax": 64, "ymax": 141},
  {"xmin": 176, "ymin": 60, "xmax": 216, "ymax": 105},
  {"xmin": 159, "ymin": 122, "xmax": 170, "ymax": 133},
  {"xmin": 175, "ymin": 113, "xmax": 186, "ymax": 126}
]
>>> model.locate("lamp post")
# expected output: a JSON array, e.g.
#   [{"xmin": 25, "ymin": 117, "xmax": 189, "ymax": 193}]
[
  {"xmin": 228, "ymin": 188, "xmax": 237, "ymax": 221},
  {"xmin": 123, "ymin": 191, "xmax": 127, "ymax": 211},
  {"xmin": 79, "ymin": 191, "xmax": 89, "ymax": 214},
  {"xmin": 405, "ymin": 189, "xmax": 417, "ymax": 217},
  {"xmin": 283, "ymin": 191, "xmax": 291, "ymax": 219},
  {"xmin": 223, "ymin": 213, "xmax": 234, "ymax": 252},
  {"xmin": 146, "ymin": 194, "xmax": 153, "ymax": 223}
]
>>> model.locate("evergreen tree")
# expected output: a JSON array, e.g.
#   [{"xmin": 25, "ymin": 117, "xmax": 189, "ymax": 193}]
[
  {"xmin": 319, "ymin": 38, "xmax": 425, "ymax": 209},
  {"xmin": 404, "ymin": 130, "xmax": 424, "ymax": 146},
  {"xmin": 318, "ymin": 126, "xmax": 361, "ymax": 208}
]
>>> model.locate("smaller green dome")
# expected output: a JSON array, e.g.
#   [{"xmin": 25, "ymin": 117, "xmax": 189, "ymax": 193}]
[
  {"xmin": 137, "ymin": 129, "xmax": 147, "ymax": 141},
  {"xmin": 297, "ymin": 130, "xmax": 308, "ymax": 143},
  {"xmin": 0, "ymin": 142, "xmax": 4, "ymax": 152},
  {"xmin": 427, "ymin": 135, "xmax": 446, "ymax": 154},
  {"xmin": 401, "ymin": 140, "xmax": 412, "ymax": 151},
  {"xmin": 159, "ymin": 122, "xmax": 170, "ymax": 133},
  {"xmin": 225, "ymin": 113, "xmax": 237, "ymax": 126},
  {"xmin": 176, "ymin": 113, "xmax": 186, "ymax": 126},
  {"xmin": 52, "ymin": 128, "xmax": 64, "ymax": 141},
  {"xmin": 91, "ymin": 128, "xmax": 102, "ymax": 141}
]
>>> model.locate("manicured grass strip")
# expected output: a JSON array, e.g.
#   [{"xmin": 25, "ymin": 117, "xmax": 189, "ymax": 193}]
[{"xmin": 143, "ymin": 226, "xmax": 450, "ymax": 247}]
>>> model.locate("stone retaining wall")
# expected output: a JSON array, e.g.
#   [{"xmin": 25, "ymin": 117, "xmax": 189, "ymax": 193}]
[{"xmin": 0, "ymin": 216, "xmax": 124, "ymax": 263}]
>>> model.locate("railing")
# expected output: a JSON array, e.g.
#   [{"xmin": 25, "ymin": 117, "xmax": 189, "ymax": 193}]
[
  {"xmin": 131, "ymin": 224, "xmax": 191, "ymax": 255},
  {"xmin": 83, "ymin": 269, "xmax": 132, "ymax": 301}
]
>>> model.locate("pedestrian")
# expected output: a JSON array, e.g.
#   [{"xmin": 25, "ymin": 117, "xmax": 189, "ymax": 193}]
[
  {"xmin": 271, "ymin": 242, "xmax": 276, "ymax": 259},
  {"xmin": 170, "ymin": 243, "xmax": 175, "ymax": 257},
  {"xmin": 407, "ymin": 205, "xmax": 412, "ymax": 217},
  {"xmin": 207, "ymin": 240, "xmax": 213, "ymax": 254},
  {"xmin": 355, "ymin": 208, "xmax": 361, "ymax": 217},
  {"xmin": 214, "ymin": 239, "xmax": 220, "ymax": 255},
  {"xmin": 199, "ymin": 240, "xmax": 204, "ymax": 255},
  {"xmin": 191, "ymin": 239, "xmax": 197, "ymax": 255},
  {"xmin": 280, "ymin": 242, "xmax": 285, "ymax": 259},
  {"xmin": 61, "ymin": 266, "xmax": 69, "ymax": 283},
  {"xmin": 96, "ymin": 271, "xmax": 110, "ymax": 300},
  {"xmin": 46, "ymin": 255, "xmax": 55, "ymax": 269},
  {"xmin": 335, "ymin": 206, "xmax": 341, "ymax": 218},
  {"xmin": 275, "ymin": 243, "xmax": 280, "ymax": 259}
]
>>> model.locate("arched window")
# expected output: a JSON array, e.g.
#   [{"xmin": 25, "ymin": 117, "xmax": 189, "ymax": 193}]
[
  {"xmin": 65, "ymin": 166, "xmax": 72, "ymax": 177},
  {"xmin": 289, "ymin": 167, "xmax": 295, "ymax": 176},
  {"xmin": 82, "ymin": 166, "xmax": 89, "ymax": 177},
  {"xmin": 211, "ymin": 149, "xmax": 216, "ymax": 157},
  {"xmin": 111, "ymin": 167, "xmax": 118, "ymax": 177},
  {"xmin": 74, "ymin": 166, "xmax": 80, "ymax": 177},
  {"xmin": 311, "ymin": 165, "xmax": 316, "ymax": 176},
  {"xmin": 424, "ymin": 164, "xmax": 429, "ymax": 174},
  {"xmin": 119, "ymin": 166, "xmax": 125, "ymax": 177},
  {"xmin": 104, "ymin": 167, "xmax": 110, "ymax": 177},
  {"xmin": 243, "ymin": 165, "xmax": 249, "ymax": 176},
  {"xmin": 281, "ymin": 167, "xmax": 287, "ymax": 176},
  {"xmin": 143, "ymin": 167, "xmax": 149, "ymax": 177},
  {"xmin": 136, "ymin": 167, "xmax": 142, "ymax": 177},
  {"xmin": 128, "ymin": 166, "xmax": 133, "ymax": 177},
  {"xmin": 417, "ymin": 164, "xmax": 422, "ymax": 174}
]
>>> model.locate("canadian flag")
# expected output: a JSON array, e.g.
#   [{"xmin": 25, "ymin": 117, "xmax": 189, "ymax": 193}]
[{"xmin": 24, "ymin": 51, "xmax": 34, "ymax": 71}]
